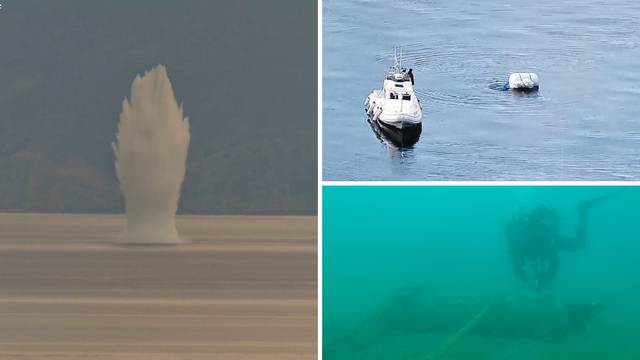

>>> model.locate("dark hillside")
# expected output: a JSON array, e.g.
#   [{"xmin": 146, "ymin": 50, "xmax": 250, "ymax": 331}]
[{"xmin": 0, "ymin": 0, "xmax": 317, "ymax": 214}]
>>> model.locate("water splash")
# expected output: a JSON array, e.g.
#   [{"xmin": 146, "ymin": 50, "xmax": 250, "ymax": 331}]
[{"xmin": 112, "ymin": 65, "xmax": 190, "ymax": 244}]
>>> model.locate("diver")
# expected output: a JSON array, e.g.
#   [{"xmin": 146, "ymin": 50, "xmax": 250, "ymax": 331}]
[{"xmin": 504, "ymin": 188, "xmax": 627, "ymax": 290}]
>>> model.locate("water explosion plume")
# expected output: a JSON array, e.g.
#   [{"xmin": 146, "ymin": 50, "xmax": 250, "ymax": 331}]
[{"xmin": 112, "ymin": 65, "xmax": 190, "ymax": 244}]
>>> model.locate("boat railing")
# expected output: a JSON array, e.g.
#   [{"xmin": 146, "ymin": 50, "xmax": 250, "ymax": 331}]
[{"xmin": 387, "ymin": 46, "xmax": 408, "ymax": 78}]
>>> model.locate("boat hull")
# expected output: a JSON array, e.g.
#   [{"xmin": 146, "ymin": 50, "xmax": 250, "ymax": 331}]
[
  {"xmin": 377, "ymin": 115, "xmax": 422, "ymax": 130},
  {"xmin": 374, "ymin": 119, "xmax": 422, "ymax": 148}
]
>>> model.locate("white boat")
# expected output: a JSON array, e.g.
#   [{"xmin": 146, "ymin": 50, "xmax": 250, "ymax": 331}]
[{"xmin": 364, "ymin": 47, "xmax": 422, "ymax": 131}]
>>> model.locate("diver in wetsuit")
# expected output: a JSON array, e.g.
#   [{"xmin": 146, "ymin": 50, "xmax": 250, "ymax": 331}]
[
  {"xmin": 505, "ymin": 188, "xmax": 626, "ymax": 289},
  {"xmin": 406, "ymin": 68, "xmax": 414, "ymax": 85}
]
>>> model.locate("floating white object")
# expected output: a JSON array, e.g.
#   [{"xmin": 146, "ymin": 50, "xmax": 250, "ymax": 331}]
[{"xmin": 509, "ymin": 72, "xmax": 540, "ymax": 89}]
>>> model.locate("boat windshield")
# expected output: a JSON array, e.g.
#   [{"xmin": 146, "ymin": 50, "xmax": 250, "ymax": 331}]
[{"xmin": 386, "ymin": 74, "xmax": 410, "ymax": 82}]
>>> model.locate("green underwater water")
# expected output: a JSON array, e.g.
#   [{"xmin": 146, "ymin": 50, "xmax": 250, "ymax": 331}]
[{"xmin": 322, "ymin": 186, "xmax": 640, "ymax": 359}]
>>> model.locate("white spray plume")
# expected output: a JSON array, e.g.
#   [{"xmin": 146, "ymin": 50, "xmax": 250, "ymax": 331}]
[{"xmin": 112, "ymin": 65, "xmax": 190, "ymax": 244}]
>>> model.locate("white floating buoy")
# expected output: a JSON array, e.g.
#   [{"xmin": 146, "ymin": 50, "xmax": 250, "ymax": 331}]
[{"xmin": 509, "ymin": 73, "xmax": 540, "ymax": 90}]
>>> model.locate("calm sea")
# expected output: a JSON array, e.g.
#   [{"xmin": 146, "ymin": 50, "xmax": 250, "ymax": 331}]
[{"xmin": 322, "ymin": 0, "xmax": 640, "ymax": 181}]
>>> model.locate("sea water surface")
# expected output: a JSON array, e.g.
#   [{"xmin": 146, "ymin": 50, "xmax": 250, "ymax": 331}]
[
  {"xmin": 323, "ymin": 186, "xmax": 640, "ymax": 359},
  {"xmin": 322, "ymin": 0, "xmax": 640, "ymax": 181}
]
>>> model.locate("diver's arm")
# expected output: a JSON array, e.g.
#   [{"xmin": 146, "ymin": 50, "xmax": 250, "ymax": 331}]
[{"xmin": 558, "ymin": 188, "xmax": 628, "ymax": 251}]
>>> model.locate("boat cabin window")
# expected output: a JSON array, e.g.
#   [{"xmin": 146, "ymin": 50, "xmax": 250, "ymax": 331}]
[
  {"xmin": 395, "ymin": 84, "xmax": 404, "ymax": 88},
  {"xmin": 389, "ymin": 92, "xmax": 398, "ymax": 100},
  {"xmin": 386, "ymin": 75, "xmax": 410, "ymax": 82},
  {"xmin": 402, "ymin": 94, "xmax": 411, "ymax": 101}
]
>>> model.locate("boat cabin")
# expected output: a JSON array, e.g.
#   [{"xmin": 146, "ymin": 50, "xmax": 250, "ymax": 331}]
[{"xmin": 384, "ymin": 78, "xmax": 414, "ymax": 101}]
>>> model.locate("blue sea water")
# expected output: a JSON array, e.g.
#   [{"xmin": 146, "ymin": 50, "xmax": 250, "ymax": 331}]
[
  {"xmin": 322, "ymin": 186, "xmax": 640, "ymax": 359},
  {"xmin": 322, "ymin": 0, "xmax": 640, "ymax": 181}
]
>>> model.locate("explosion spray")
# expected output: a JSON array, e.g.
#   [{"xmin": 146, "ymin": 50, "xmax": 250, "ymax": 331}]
[{"xmin": 112, "ymin": 65, "xmax": 190, "ymax": 243}]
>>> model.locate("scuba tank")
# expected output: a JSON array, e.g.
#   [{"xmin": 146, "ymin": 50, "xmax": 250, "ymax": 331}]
[{"xmin": 504, "ymin": 205, "xmax": 560, "ymax": 250}]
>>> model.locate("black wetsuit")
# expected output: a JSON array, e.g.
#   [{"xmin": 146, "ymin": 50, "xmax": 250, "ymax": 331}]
[{"xmin": 506, "ymin": 206, "xmax": 588, "ymax": 288}]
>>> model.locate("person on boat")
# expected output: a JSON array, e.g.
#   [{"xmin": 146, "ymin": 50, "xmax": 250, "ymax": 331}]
[
  {"xmin": 405, "ymin": 68, "xmax": 414, "ymax": 85},
  {"xmin": 504, "ymin": 188, "xmax": 626, "ymax": 289}
]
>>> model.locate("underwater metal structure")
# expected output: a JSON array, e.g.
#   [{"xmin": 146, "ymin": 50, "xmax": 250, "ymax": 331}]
[{"xmin": 324, "ymin": 286, "xmax": 606, "ymax": 358}]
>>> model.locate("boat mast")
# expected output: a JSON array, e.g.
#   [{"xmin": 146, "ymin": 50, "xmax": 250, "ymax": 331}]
[{"xmin": 393, "ymin": 46, "xmax": 403, "ymax": 73}]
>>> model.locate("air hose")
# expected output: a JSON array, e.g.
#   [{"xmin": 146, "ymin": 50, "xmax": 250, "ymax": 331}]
[{"xmin": 423, "ymin": 292, "xmax": 508, "ymax": 360}]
